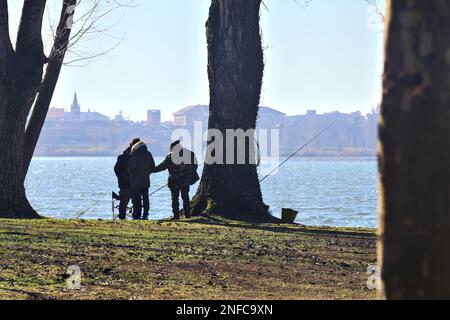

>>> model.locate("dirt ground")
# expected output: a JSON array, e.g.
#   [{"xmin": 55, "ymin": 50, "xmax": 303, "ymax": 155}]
[{"xmin": 0, "ymin": 217, "xmax": 377, "ymax": 300}]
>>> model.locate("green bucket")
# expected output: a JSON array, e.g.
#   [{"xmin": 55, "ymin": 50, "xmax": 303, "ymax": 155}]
[{"xmin": 282, "ymin": 208, "xmax": 299, "ymax": 224}]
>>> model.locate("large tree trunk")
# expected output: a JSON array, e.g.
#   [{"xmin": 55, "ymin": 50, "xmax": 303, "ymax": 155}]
[
  {"xmin": 0, "ymin": 0, "xmax": 47, "ymax": 219},
  {"xmin": 379, "ymin": 0, "xmax": 450, "ymax": 299},
  {"xmin": 0, "ymin": 0, "xmax": 13, "ymax": 132},
  {"xmin": 191, "ymin": 0, "xmax": 273, "ymax": 222},
  {"xmin": 0, "ymin": 114, "xmax": 38, "ymax": 218}
]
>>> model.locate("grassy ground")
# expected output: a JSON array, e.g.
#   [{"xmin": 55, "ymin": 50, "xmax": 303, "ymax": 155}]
[{"xmin": 0, "ymin": 217, "xmax": 377, "ymax": 300}]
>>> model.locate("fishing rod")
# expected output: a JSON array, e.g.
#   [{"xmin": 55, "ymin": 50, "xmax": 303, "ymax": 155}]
[
  {"xmin": 259, "ymin": 121, "xmax": 336, "ymax": 183},
  {"xmin": 150, "ymin": 183, "xmax": 168, "ymax": 196},
  {"xmin": 75, "ymin": 198, "xmax": 101, "ymax": 219}
]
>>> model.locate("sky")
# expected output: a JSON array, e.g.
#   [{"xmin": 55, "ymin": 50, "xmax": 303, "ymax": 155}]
[{"xmin": 8, "ymin": 0, "xmax": 386, "ymax": 122}]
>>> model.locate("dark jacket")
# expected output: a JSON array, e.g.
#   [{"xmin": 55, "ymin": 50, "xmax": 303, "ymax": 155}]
[
  {"xmin": 114, "ymin": 147, "xmax": 132, "ymax": 189},
  {"xmin": 154, "ymin": 148, "xmax": 199, "ymax": 188},
  {"xmin": 128, "ymin": 141, "xmax": 156, "ymax": 188}
]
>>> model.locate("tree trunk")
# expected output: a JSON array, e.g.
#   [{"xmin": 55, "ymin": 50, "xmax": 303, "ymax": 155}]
[
  {"xmin": 0, "ymin": 0, "xmax": 47, "ymax": 219},
  {"xmin": 23, "ymin": 0, "xmax": 77, "ymax": 178},
  {"xmin": 191, "ymin": 0, "xmax": 273, "ymax": 222},
  {"xmin": 0, "ymin": 113, "xmax": 39, "ymax": 218},
  {"xmin": 0, "ymin": 0, "xmax": 13, "ymax": 134},
  {"xmin": 379, "ymin": 0, "xmax": 450, "ymax": 299}
]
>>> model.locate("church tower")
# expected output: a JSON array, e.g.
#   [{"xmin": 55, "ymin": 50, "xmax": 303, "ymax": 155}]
[{"xmin": 71, "ymin": 92, "xmax": 81, "ymax": 120}]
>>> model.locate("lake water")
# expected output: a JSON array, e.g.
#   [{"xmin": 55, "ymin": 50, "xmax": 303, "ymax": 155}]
[{"xmin": 25, "ymin": 157, "xmax": 378, "ymax": 228}]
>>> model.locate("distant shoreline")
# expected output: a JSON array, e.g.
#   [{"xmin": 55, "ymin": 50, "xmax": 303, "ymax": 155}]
[
  {"xmin": 31, "ymin": 154, "xmax": 377, "ymax": 159},
  {"xmin": 33, "ymin": 148, "xmax": 377, "ymax": 158}
]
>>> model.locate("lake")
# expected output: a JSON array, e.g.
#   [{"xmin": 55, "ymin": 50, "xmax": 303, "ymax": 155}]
[{"xmin": 25, "ymin": 157, "xmax": 378, "ymax": 228}]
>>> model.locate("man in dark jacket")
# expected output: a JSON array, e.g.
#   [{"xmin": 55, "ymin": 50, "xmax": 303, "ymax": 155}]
[
  {"xmin": 114, "ymin": 139, "xmax": 137, "ymax": 220},
  {"xmin": 154, "ymin": 141, "xmax": 199, "ymax": 220},
  {"xmin": 129, "ymin": 140, "xmax": 156, "ymax": 220}
]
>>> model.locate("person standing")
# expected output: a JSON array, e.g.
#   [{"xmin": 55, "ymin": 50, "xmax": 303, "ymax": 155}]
[
  {"xmin": 129, "ymin": 139, "xmax": 155, "ymax": 220},
  {"xmin": 114, "ymin": 140, "xmax": 137, "ymax": 220},
  {"xmin": 154, "ymin": 141, "xmax": 199, "ymax": 220}
]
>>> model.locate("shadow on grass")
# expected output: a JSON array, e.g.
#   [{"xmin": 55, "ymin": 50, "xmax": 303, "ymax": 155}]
[
  {"xmin": 180, "ymin": 215, "xmax": 376, "ymax": 239},
  {"xmin": 0, "ymin": 287, "xmax": 55, "ymax": 300}
]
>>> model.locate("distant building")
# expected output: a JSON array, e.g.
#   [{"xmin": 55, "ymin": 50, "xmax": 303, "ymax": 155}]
[
  {"xmin": 45, "ymin": 92, "xmax": 109, "ymax": 122},
  {"xmin": 38, "ymin": 94, "xmax": 378, "ymax": 157},
  {"xmin": 79, "ymin": 110, "xmax": 110, "ymax": 122},
  {"xmin": 172, "ymin": 105, "xmax": 285, "ymax": 129},
  {"xmin": 173, "ymin": 105, "xmax": 209, "ymax": 127},
  {"xmin": 114, "ymin": 110, "xmax": 125, "ymax": 122},
  {"xmin": 278, "ymin": 110, "xmax": 376, "ymax": 156},
  {"xmin": 71, "ymin": 92, "xmax": 81, "ymax": 120},
  {"xmin": 363, "ymin": 110, "xmax": 378, "ymax": 150},
  {"xmin": 67, "ymin": 92, "xmax": 109, "ymax": 122},
  {"xmin": 47, "ymin": 107, "xmax": 65, "ymax": 120},
  {"xmin": 147, "ymin": 110, "xmax": 161, "ymax": 126},
  {"xmin": 257, "ymin": 107, "xmax": 286, "ymax": 129},
  {"xmin": 39, "ymin": 93, "xmax": 174, "ymax": 157}
]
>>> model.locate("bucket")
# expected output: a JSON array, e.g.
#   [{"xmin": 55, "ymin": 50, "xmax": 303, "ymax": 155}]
[{"xmin": 281, "ymin": 208, "xmax": 299, "ymax": 224}]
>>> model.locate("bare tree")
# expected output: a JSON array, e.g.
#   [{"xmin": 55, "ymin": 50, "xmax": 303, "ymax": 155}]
[
  {"xmin": 0, "ymin": 0, "xmax": 133, "ymax": 218},
  {"xmin": 379, "ymin": 0, "xmax": 450, "ymax": 299},
  {"xmin": 23, "ymin": 0, "xmax": 135, "ymax": 177},
  {"xmin": 23, "ymin": 0, "xmax": 77, "ymax": 179}
]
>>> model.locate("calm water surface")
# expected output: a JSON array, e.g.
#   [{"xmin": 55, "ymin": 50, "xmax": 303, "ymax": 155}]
[{"xmin": 25, "ymin": 157, "xmax": 378, "ymax": 228}]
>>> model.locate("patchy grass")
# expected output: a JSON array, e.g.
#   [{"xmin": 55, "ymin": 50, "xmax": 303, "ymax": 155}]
[{"xmin": 0, "ymin": 217, "xmax": 377, "ymax": 300}]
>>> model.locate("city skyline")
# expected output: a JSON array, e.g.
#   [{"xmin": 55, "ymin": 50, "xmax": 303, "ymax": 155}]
[
  {"xmin": 51, "ymin": 91, "xmax": 380, "ymax": 124},
  {"xmin": 9, "ymin": 0, "xmax": 385, "ymax": 122},
  {"xmin": 40, "ymin": 97, "xmax": 378, "ymax": 158}
]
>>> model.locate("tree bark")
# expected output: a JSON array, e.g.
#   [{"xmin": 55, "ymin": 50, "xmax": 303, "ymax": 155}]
[
  {"xmin": 379, "ymin": 0, "xmax": 450, "ymax": 299},
  {"xmin": 0, "ymin": 0, "xmax": 14, "ymax": 133},
  {"xmin": 191, "ymin": 0, "xmax": 273, "ymax": 222},
  {"xmin": 23, "ymin": 0, "xmax": 77, "ymax": 177},
  {"xmin": 0, "ymin": 113, "xmax": 38, "ymax": 219},
  {"xmin": 0, "ymin": 0, "xmax": 47, "ymax": 219},
  {"xmin": 0, "ymin": 0, "xmax": 13, "ymax": 58}
]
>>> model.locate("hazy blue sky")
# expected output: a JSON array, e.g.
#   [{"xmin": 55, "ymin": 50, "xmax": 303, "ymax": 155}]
[{"xmin": 9, "ymin": 0, "xmax": 385, "ymax": 121}]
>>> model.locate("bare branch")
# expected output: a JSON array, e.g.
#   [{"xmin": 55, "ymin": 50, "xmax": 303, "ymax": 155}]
[
  {"xmin": 292, "ymin": 0, "xmax": 313, "ymax": 9},
  {"xmin": 23, "ymin": 0, "xmax": 137, "ymax": 173},
  {"xmin": 366, "ymin": 0, "xmax": 385, "ymax": 21},
  {"xmin": 46, "ymin": 0, "xmax": 77, "ymax": 63},
  {"xmin": 16, "ymin": 0, "xmax": 47, "ymax": 61},
  {"xmin": 49, "ymin": 0, "xmax": 139, "ymax": 67},
  {"xmin": 261, "ymin": 1, "xmax": 269, "ymax": 12},
  {"xmin": 24, "ymin": 0, "xmax": 78, "ymax": 175},
  {"xmin": 63, "ymin": 41, "xmax": 121, "ymax": 67}
]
